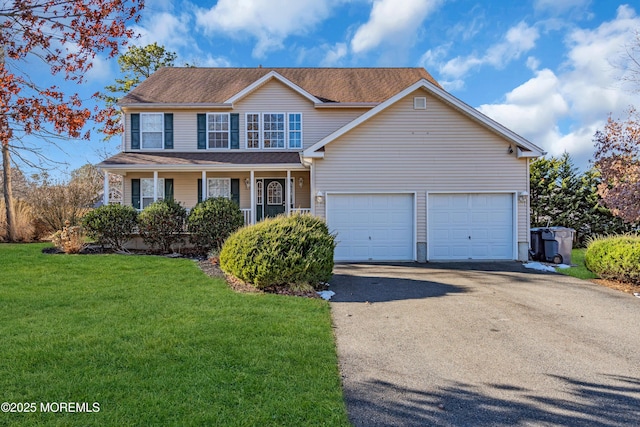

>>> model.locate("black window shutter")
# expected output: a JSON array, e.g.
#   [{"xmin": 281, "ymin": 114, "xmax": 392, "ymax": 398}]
[
  {"xmin": 230, "ymin": 113, "xmax": 239, "ymax": 149},
  {"xmin": 164, "ymin": 179, "xmax": 174, "ymax": 201},
  {"xmin": 197, "ymin": 114, "xmax": 206, "ymax": 149},
  {"xmin": 197, "ymin": 179, "xmax": 203, "ymax": 203},
  {"xmin": 231, "ymin": 178, "xmax": 240, "ymax": 206},
  {"xmin": 164, "ymin": 113, "xmax": 173, "ymax": 149},
  {"xmin": 131, "ymin": 179, "xmax": 141, "ymax": 210},
  {"xmin": 131, "ymin": 114, "xmax": 140, "ymax": 149}
]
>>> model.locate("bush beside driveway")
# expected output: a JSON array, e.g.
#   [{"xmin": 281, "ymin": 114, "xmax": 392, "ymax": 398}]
[{"xmin": 330, "ymin": 262, "xmax": 640, "ymax": 426}]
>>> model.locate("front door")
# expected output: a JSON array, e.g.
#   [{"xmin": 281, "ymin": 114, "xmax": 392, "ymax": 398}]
[{"xmin": 263, "ymin": 179, "xmax": 286, "ymax": 219}]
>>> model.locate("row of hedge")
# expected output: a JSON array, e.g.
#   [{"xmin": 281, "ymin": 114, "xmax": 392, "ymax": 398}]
[
  {"xmin": 82, "ymin": 200, "xmax": 337, "ymax": 292},
  {"xmin": 82, "ymin": 197, "xmax": 243, "ymax": 254},
  {"xmin": 585, "ymin": 235, "xmax": 640, "ymax": 285}
]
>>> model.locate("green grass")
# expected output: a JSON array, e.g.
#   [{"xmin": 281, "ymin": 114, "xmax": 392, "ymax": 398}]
[
  {"xmin": 556, "ymin": 248, "xmax": 599, "ymax": 280},
  {"xmin": 0, "ymin": 244, "xmax": 349, "ymax": 426}
]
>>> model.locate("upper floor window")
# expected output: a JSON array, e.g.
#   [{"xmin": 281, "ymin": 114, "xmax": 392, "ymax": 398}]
[
  {"xmin": 263, "ymin": 113, "xmax": 285, "ymax": 148},
  {"xmin": 141, "ymin": 113, "xmax": 163, "ymax": 149},
  {"xmin": 207, "ymin": 113, "xmax": 229, "ymax": 149},
  {"xmin": 246, "ymin": 112, "xmax": 302, "ymax": 149},
  {"xmin": 288, "ymin": 113, "xmax": 302, "ymax": 149},
  {"xmin": 246, "ymin": 113, "xmax": 260, "ymax": 149}
]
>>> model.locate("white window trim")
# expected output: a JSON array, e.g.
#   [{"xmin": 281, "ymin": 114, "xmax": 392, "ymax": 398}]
[
  {"xmin": 140, "ymin": 112, "xmax": 164, "ymax": 150},
  {"xmin": 206, "ymin": 177, "xmax": 231, "ymax": 199},
  {"xmin": 140, "ymin": 177, "xmax": 165, "ymax": 209},
  {"xmin": 206, "ymin": 113, "xmax": 230, "ymax": 150},
  {"xmin": 262, "ymin": 112, "xmax": 286, "ymax": 149},
  {"xmin": 245, "ymin": 112, "xmax": 302, "ymax": 149},
  {"xmin": 245, "ymin": 113, "xmax": 261, "ymax": 150},
  {"xmin": 288, "ymin": 113, "xmax": 303, "ymax": 149}
]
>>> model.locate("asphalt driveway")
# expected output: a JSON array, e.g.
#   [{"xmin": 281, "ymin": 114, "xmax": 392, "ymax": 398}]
[{"xmin": 329, "ymin": 262, "xmax": 640, "ymax": 427}]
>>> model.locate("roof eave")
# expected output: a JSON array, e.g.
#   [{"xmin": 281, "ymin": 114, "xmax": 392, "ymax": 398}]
[
  {"xmin": 98, "ymin": 163, "xmax": 309, "ymax": 173},
  {"xmin": 120, "ymin": 103, "xmax": 233, "ymax": 110}
]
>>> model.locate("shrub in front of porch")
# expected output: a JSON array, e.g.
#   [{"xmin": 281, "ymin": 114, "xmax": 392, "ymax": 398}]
[
  {"xmin": 219, "ymin": 214, "xmax": 336, "ymax": 290},
  {"xmin": 138, "ymin": 199, "xmax": 188, "ymax": 253},
  {"xmin": 83, "ymin": 204, "xmax": 138, "ymax": 251},
  {"xmin": 187, "ymin": 197, "xmax": 244, "ymax": 254}
]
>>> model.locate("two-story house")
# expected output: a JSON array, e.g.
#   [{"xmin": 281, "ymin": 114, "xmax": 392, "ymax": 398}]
[{"xmin": 98, "ymin": 67, "xmax": 544, "ymax": 262}]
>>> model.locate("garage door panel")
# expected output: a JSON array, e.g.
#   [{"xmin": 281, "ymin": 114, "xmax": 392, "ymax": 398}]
[
  {"xmin": 429, "ymin": 193, "xmax": 513, "ymax": 260},
  {"xmin": 329, "ymin": 194, "xmax": 414, "ymax": 261}
]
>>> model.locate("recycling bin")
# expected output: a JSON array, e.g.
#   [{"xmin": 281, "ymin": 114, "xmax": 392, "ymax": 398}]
[
  {"xmin": 541, "ymin": 227, "xmax": 575, "ymax": 265},
  {"xmin": 529, "ymin": 228, "xmax": 545, "ymax": 261}
]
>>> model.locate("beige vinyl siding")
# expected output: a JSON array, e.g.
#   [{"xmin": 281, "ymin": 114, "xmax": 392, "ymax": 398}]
[
  {"xmin": 313, "ymin": 88, "xmax": 530, "ymax": 245},
  {"xmin": 123, "ymin": 79, "xmax": 368, "ymax": 151},
  {"xmin": 123, "ymin": 171, "xmax": 310, "ymax": 210}
]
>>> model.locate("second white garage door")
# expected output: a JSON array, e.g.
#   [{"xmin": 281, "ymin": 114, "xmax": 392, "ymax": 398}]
[
  {"xmin": 327, "ymin": 194, "xmax": 414, "ymax": 262},
  {"xmin": 428, "ymin": 193, "xmax": 514, "ymax": 260}
]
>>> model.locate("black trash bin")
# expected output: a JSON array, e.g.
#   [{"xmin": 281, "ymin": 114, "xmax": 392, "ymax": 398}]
[
  {"xmin": 541, "ymin": 227, "xmax": 575, "ymax": 264},
  {"xmin": 529, "ymin": 228, "xmax": 545, "ymax": 261}
]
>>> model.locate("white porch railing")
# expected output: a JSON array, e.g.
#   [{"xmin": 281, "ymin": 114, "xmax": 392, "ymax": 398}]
[
  {"xmin": 240, "ymin": 208, "xmax": 312, "ymax": 225},
  {"xmin": 291, "ymin": 208, "xmax": 311, "ymax": 215},
  {"xmin": 241, "ymin": 209, "xmax": 252, "ymax": 225}
]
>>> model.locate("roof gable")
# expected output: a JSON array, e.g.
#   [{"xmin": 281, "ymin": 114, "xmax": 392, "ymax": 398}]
[
  {"xmin": 302, "ymin": 79, "xmax": 545, "ymax": 158},
  {"xmin": 225, "ymin": 71, "xmax": 321, "ymax": 105}
]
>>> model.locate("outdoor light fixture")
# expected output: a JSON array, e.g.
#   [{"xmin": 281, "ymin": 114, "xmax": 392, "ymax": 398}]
[
  {"xmin": 518, "ymin": 191, "xmax": 529, "ymax": 203},
  {"xmin": 315, "ymin": 191, "xmax": 324, "ymax": 204},
  {"xmin": 508, "ymin": 145, "xmax": 514, "ymax": 154},
  {"xmin": 244, "ymin": 178, "xmax": 250, "ymax": 189},
  {"xmin": 298, "ymin": 177, "xmax": 304, "ymax": 188}
]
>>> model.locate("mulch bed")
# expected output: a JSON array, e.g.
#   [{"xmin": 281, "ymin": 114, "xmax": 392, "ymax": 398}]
[
  {"xmin": 590, "ymin": 278, "xmax": 640, "ymax": 296},
  {"xmin": 197, "ymin": 259, "xmax": 322, "ymax": 298}
]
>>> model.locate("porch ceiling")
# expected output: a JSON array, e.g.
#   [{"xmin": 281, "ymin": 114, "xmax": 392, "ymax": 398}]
[{"xmin": 98, "ymin": 151, "xmax": 307, "ymax": 172}]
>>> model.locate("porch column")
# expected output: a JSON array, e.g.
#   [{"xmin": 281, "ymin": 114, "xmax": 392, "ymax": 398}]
[
  {"xmin": 103, "ymin": 170, "xmax": 109, "ymax": 206},
  {"xmin": 250, "ymin": 170, "xmax": 255, "ymax": 224},
  {"xmin": 153, "ymin": 170, "xmax": 158, "ymax": 202},
  {"xmin": 201, "ymin": 171, "xmax": 207, "ymax": 200},
  {"xmin": 286, "ymin": 170, "xmax": 291, "ymax": 216}
]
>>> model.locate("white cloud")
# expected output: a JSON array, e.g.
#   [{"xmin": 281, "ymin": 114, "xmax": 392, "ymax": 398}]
[
  {"xmin": 350, "ymin": 0, "xmax": 443, "ymax": 54},
  {"xmin": 195, "ymin": 0, "xmax": 338, "ymax": 58},
  {"xmin": 478, "ymin": 69, "xmax": 569, "ymax": 144},
  {"xmin": 321, "ymin": 43, "xmax": 348, "ymax": 66},
  {"xmin": 438, "ymin": 21, "xmax": 539, "ymax": 79},
  {"xmin": 477, "ymin": 5, "xmax": 640, "ymax": 169},
  {"xmin": 131, "ymin": 11, "xmax": 194, "ymax": 51}
]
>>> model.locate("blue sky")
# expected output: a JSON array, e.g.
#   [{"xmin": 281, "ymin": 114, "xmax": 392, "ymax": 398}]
[{"xmin": 19, "ymin": 0, "xmax": 640, "ymax": 177}]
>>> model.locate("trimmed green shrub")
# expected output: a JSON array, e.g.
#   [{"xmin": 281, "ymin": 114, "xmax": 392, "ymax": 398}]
[
  {"xmin": 220, "ymin": 214, "xmax": 336, "ymax": 289},
  {"xmin": 83, "ymin": 204, "xmax": 138, "ymax": 251},
  {"xmin": 138, "ymin": 199, "xmax": 187, "ymax": 253},
  {"xmin": 187, "ymin": 197, "xmax": 244, "ymax": 253},
  {"xmin": 585, "ymin": 235, "xmax": 640, "ymax": 284}
]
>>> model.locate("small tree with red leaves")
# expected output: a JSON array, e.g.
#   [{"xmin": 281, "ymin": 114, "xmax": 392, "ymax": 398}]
[
  {"xmin": 0, "ymin": 0, "xmax": 143, "ymax": 241},
  {"xmin": 593, "ymin": 108, "xmax": 640, "ymax": 223}
]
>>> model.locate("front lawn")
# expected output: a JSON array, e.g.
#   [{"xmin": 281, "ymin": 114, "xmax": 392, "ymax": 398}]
[
  {"xmin": 556, "ymin": 248, "xmax": 598, "ymax": 280},
  {"xmin": 0, "ymin": 244, "xmax": 349, "ymax": 426}
]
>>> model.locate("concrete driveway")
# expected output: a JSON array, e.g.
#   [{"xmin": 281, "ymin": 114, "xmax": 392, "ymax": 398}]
[{"xmin": 329, "ymin": 262, "xmax": 640, "ymax": 427}]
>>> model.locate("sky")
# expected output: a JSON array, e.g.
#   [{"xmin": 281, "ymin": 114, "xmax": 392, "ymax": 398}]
[{"xmin": 17, "ymin": 0, "xmax": 640, "ymax": 178}]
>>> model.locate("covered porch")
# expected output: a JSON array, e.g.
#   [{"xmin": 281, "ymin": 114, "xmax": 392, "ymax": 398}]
[{"xmin": 98, "ymin": 151, "xmax": 311, "ymax": 225}]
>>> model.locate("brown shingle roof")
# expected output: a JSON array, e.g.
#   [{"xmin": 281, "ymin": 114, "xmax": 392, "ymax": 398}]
[
  {"xmin": 119, "ymin": 67, "xmax": 440, "ymax": 105},
  {"xmin": 99, "ymin": 151, "xmax": 302, "ymax": 167}
]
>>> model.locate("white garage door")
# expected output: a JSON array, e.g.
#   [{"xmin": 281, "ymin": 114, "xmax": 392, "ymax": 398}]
[
  {"xmin": 327, "ymin": 194, "xmax": 414, "ymax": 261},
  {"xmin": 428, "ymin": 193, "xmax": 514, "ymax": 260}
]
